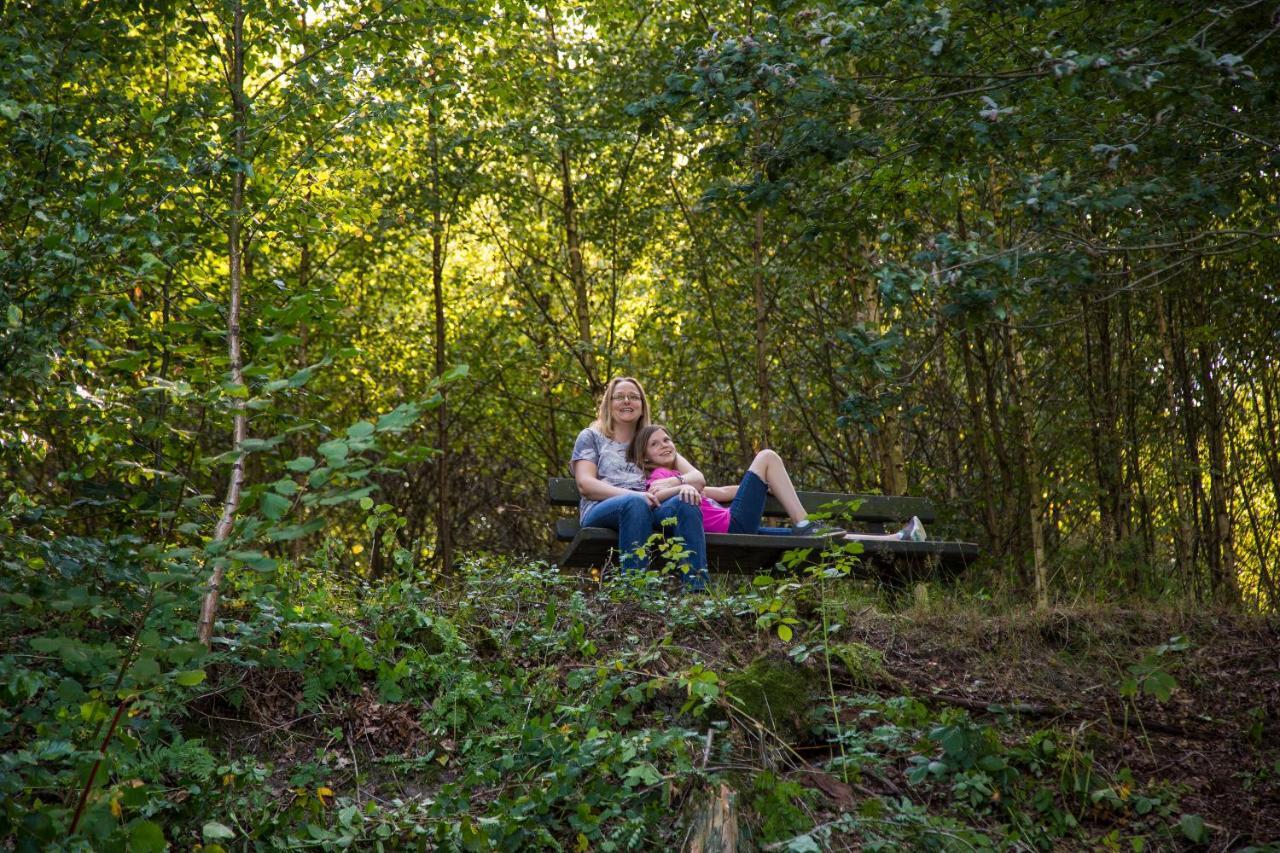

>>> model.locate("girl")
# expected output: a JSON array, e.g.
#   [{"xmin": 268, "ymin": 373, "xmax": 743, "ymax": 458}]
[{"xmin": 629, "ymin": 424, "xmax": 926, "ymax": 542}]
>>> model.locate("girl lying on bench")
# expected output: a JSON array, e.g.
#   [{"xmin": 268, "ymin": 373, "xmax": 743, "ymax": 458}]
[{"xmin": 628, "ymin": 424, "xmax": 926, "ymax": 543}]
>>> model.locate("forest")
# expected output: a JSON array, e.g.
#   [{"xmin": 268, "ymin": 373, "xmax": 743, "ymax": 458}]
[{"xmin": 1, "ymin": 0, "xmax": 1278, "ymax": 849}]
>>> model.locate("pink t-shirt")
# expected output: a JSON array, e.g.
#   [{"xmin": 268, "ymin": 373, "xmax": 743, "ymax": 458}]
[{"xmin": 647, "ymin": 467, "xmax": 731, "ymax": 533}]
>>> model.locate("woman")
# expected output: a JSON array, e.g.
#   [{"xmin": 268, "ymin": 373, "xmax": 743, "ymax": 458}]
[{"xmin": 570, "ymin": 377, "xmax": 710, "ymax": 589}]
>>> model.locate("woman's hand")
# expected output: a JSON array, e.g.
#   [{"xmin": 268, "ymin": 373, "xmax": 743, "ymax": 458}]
[
  {"xmin": 644, "ymin": 490, "xmax": 662, "ymax": 508},
  {"xmin": 677, "ymin": 484, "xmax": 701, "ymax": 505}
]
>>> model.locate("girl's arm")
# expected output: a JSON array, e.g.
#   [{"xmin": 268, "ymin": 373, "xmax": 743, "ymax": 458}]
[
  {"xmin": 649, "ymin": 483, "xmax": 702, "ymax": 504},
  {"xmin": 646, "ymin": 458, "xmax": 706, "ymax": 494},
  {"xmin": 647, "ymin": 484, "xmax": 682, "ymax": 502},
  {"xmin": 704, "ymin": 484, "xmax": 738, "ymax": 502}
]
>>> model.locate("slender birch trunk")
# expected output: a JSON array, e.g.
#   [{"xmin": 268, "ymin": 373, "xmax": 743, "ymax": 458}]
[
  {"xmin": 198, "ymin": 1, "xmax": 248, "ymax": 647},
  {"xmin": 426, "ymin": 66, "xmax": 453, "ymax": 574}
]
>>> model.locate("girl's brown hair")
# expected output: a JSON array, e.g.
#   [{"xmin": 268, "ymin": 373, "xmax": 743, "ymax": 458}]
[
  {"xmin": 590, "ymin": 376, "xmax": 651, "ymax": 439},
  {"xmin": 628, "ymin": 424, "xmax": 672, "ymax": 472}
]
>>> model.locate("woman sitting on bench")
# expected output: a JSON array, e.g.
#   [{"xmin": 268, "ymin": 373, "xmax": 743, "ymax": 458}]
[
  {"xmin": 629, "ymin": 424, "xmax": 926, "ymax": 542},
  {"xmin": 569, "ymin": 377, "xmax": 710, "ymax": 590}
]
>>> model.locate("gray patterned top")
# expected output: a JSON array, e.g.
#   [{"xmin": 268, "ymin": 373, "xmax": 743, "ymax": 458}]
[{"xmin": 569, "ymin": 427, "xmax": 647, "ymax": 519}]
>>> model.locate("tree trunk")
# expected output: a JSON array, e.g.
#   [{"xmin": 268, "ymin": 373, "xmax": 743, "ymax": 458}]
[
  {"xmin": 427, "ymin": 66, "xmax": 453, "ymax": 574},
  {"xmin": 975, "ymin": 328, "xmax": 1017, "ymax": 559},
  {"xmin": 684, "ymin": 783, "xmax": 739, "ymax": 853},
  {"xmin": 1227, "ymin": 417, "xmax": 1279, "ymax": 609},
  {"xmin": 670, "ymin": 178, "xmax": 752, "ymax": 465},
  {"xmin": 857, "ymin": 256, "xmax": 906, "ymax": 495},
  {"xmin": 1252, "ymin": 366, "xmax": 1280, "ymax": 552},
  {"xmin": 542, "ymin": 6, "xmax": 598, "ymax": 394},
  {"xmin": 1080, "ymin": 292, "xmax": 1130, "ymax": 561},
  {"xmin": 1119, "ymin": 290, "xmax": 1154, "ymax": 567},
  {"xmin": 1153, "ymin": 291, "xmax": 1195, "ymax": 591},
  {"xmin": 1198, "ymin": 341, "xmax": 1238, "ymax": 603},
  {"xmin": 198, "ymin": 1, "xmax": 248, "ymax": 647},
  {"xmin": 752, "ymin": 206, "xmax": 770, "ymax": 448},
  {"xmin": 1005, "ymin": 325, "xmax": 1047, "ymax": 607},
  {"xmin": 959, "ymin": 328, "xmax": 999, "ymax": 547},
  {"xmin": 560, "ymin": 146, "xmax": 597, "ymax": 392}
]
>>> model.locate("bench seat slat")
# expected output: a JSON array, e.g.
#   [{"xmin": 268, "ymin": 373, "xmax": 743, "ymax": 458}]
[
  {"xmin": 548, "ymin": 477, "xmax": 936, "ymax": 523},
  {"xmin": 556, "ymin": 525, "xmax": 980, "ymax": 575}
]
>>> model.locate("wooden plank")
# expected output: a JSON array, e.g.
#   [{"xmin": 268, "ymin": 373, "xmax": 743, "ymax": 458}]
[
  {"xmin": 555, "ymin": 526, "xmax": 980, "ymax": 576},
  {"xmin": 547, "ymin": 477, "xmax": 936, "ymax": 522}
]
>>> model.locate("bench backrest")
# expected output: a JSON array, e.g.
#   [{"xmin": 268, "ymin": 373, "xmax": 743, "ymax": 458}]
[{"xmin": 547, "ymin": 477, "xmax": 936, "ymax": 523}]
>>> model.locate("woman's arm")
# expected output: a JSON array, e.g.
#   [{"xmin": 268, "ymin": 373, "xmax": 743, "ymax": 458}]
[
  {"xmin": 573, "ymin": 459, "xmax": 659, "ymax": 506},
  {"xmin": 674, "ymin": 454, "xmax": 706, "ymax": 491}
]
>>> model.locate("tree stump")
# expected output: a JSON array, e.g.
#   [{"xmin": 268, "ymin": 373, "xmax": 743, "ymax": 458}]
[{"xmin": 684, "ymin": 783, "xmax": 739, "ymax": 853}]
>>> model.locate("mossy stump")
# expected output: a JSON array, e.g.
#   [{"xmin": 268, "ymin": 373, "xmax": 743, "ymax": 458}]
[{"xmin": 723, "ymin": 656, "xmax": 816, "ymax": 739}]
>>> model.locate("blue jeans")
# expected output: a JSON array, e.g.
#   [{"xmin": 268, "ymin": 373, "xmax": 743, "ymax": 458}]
[
  {"xmin": 581, "ymin": 493, "xmax": 708, "ymax": 590},
  {"xmin": 726, "ymin": 471, "xmax": 791, "ymax": 535}
]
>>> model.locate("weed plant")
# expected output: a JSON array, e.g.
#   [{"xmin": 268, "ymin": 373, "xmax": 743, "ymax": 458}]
[{"xmin": 1, "ymin": 540, "xmax": 1275, "ymax": 850}]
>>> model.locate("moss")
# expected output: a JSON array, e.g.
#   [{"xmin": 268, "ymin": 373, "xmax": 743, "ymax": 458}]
[
  {"xmin": 828, "ymin": 641, "xmax": 885, "ymax": 688},
  {"xmin": 745, "ymin": 771, "xmax": 817, "ymax": 843},
  {"xmin": 724, "ymin": 656, "xmax": 815, "ymax": 735}
]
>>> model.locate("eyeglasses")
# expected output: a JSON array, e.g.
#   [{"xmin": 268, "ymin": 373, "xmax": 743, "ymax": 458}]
[{"xmin": 611, "ymin": 394, "xmax": 643, "ymax": 403}]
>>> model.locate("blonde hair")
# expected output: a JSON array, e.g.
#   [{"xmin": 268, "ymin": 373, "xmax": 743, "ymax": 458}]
[
  {"xmin": 628, "ymin": 424, "xmax": 671, "ymax": 472},
  {"xmin": 591, "ymin": 376, "xmax": 651, "ymax": 440}
]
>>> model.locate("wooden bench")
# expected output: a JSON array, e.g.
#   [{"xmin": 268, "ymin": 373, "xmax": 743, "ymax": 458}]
[{"xmin": 548, "ymin": 478, "xmax": 980, "ymax": 579}]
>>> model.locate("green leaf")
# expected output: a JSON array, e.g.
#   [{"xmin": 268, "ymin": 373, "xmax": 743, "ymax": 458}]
[
  {"xmin": 376, "ymin": 404, "xmax": 420, "ymax": 432},
  {"xmin": 6, "ymin": 304, "xmax": 21, "ymax": 328},
  {"xmin": 228, "ymin": 550, "xmax": 277, "ymax": 571},
  {"xmin": 777, "ymin": 624, "xmax": 793, "ymax": 642},
  {"xmin": 623, "ymin": 762, "xmax": 663, "ymax": 788},
  {"xmin": 1145, "ymin": 670, "xmax": 1176, "ymax": 702},
  {"xmin": 128, "ymin": 819, "xmax": 167, "ymax": 852},
  {"xmin": 260, "ymin": 491, "xmax": 291, "ymax": 521},
  {"xmin": 267, "ymin": 518, "xmax": 325, "ymax": 542},
  {"xmin": 288, "ymin": 363, "xmax": 321, "ymax": 388},
  {"xmin": 1179, "ymin": 813, "xmax": 1206, "ymax": 843},
  {"xmin": 175, "ymin": 669, "xmax": 206, "ymax": 687},
  {"xmin": 317, "ymin": 439, "xmax": 349, "ymax": 463},
  {"xmin": 273, "ymin": 478, "xmax": 299, "ymax": 496},
  {"xmin": 460, "ymin": 816, "xmax": 487, "ymax": 852},
  {"xmin": 317, "ymin": 485, "xmax": 376, "ymax": 507},
  {"xmin": 286, "ymin": 456, "xmax": 316, "ymax": 472},
  {"xmin": 203, "ymin": 821, "xmax": 235, "ymax": 841},
  {"xmin": 347, "ymin": 421, "xmax": 375, "ymax": 439}
]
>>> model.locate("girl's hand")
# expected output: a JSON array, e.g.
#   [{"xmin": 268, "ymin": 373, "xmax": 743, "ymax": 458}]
[
  {"xmin": 644, "ymin": 490, "xmax": 662, "ymax": 508},
  {"xmin": 678, "ymin": 484, "xmax": 701, "ymax": 505}
]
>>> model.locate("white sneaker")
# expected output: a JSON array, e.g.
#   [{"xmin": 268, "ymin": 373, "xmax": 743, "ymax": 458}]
[{"xmin": 899, "ymin": 516, "xmax": 927, "ymax": 542}]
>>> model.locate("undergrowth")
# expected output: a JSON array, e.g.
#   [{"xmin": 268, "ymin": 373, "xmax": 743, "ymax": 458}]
[{"xmin": 1, "ymin": 540, "xmax": 1277, "ymax": 851}]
